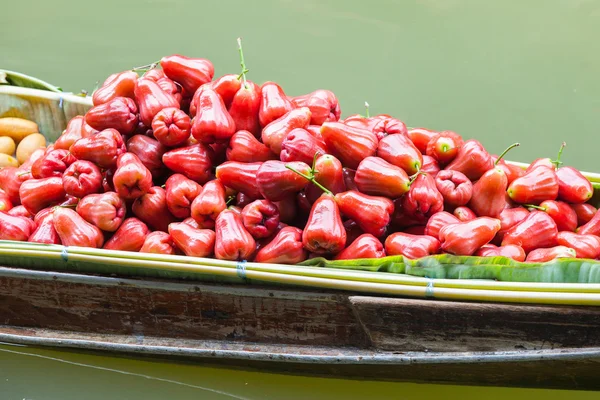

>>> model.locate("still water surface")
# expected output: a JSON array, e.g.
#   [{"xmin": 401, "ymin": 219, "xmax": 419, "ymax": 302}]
[
  {"xmin": 1, "ymin": 0, "xmax": 600, "ymax": 398},
  {"xmin": 1, "ymin": 344, "xmax": 598, "ymax": 400}
]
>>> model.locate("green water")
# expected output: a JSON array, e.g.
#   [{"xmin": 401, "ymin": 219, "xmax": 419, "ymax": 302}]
[
  {"xmin": 1, "ymin": 344, "xmax": 599, "ymax": 400},
  {"xmin": 2, "ymin": 0, "xmax": 600, "ymax": 398}
]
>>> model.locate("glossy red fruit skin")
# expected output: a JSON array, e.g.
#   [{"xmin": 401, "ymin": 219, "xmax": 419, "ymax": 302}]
[
  {"xmin": 168, "ymin": 222, "xmax": 216, "ymax": 257},
  {"xmin": 70, "ymin": 128, "xmax": 126, "ymax": 169},
  {"xmin": 229, "ymin": 81, "xmax": 262, "ymax": 137},
  {"xmin": 385, "ymin": 232, "xmax": 440, "ymax": 259},
  {"xmin": 439, "ymin": 217, "xmax": 502, "ymax": 256},
  {"xmin": 261, "ymin": 107, "xmax": 312, "ymax": 155},
  {"xmin": 191, "ymin": 87, "xmax": 237, "ymax": 144},
  {"xmin": 254, "ymin": 226, "xmax": 307, "ymax": 264},
  {"xmin": 53, "ymin": 207, "xmax": 104, "ymax": 248},
  {"xmin": 103, "ymin": 218, "xmax": 149, "ymax": 252},
  {"xmin": 152, "ymin": 107, "xmax": 191, "ymax": 147},
  {"xmin": 132, "ymin": 186, "xmax": 177, "ymax": 232},
  {"xmin": 241, "ymin": 200, "xmax": 280, "ymax": 239},
  {"xmin": 335, "ymin": 190, "xmax": 394, "ymax": 238},
  {"xmin": 31, "ymin": 149, "xmax": 77, "ymax": 179},
  {"xmin": 494, "ymin": 158, "xmax": 525, "ymax": 184},
  {"xmin": 92, "ymin": 70, "xmax": 138, "ymax": 106},
  {"xmin": 557, "ymin": 231, "xmax": 600, "ymax": 259},
  {"xmin": 354, "ymin": 156, "xmax": 410, "ymax": 198},
  {"xmin": 445, "ymin": 140, "xmax": 493, "ymax": 181},
  {"xmin": 453, "ymin": 206, "xmax": 477, "ymax": 222},
  {"xmin": 161, "ymin": 55, "xmax": 214, "ymax": 95},
  {"xmin": 321, "ymin": 122, "xmax": 378, "ymax": 170},
  {"xmin": 257, "ymin": 160, "xmax": 311, "ymax": 201},
  {"xmin": 494, "ymin": 207, "xmax": 530, "ymax": 245},
  {"xmin": 306, "ymin": 155, "xmax": 345, "ymax": 202},
  {"xmin": 160, "ymin": 54, "xmax": 215, "ymax": 95},
  {"xmin": 19, "ymin": 177, "xmax": 66, "ymax": 215},
  {"xmin": 400, "ymin": 173, "xmax": 444, "ymax": 224},
  {"xmin": 425, "ymin": 132, "xmax": 462, "ymax": 166},
  {"xmin": 469, "ymin": 168, "xmax": 508, "ymax": 218},
  {"xmin": 112, "ymin": 153, "xmax": 153, "ymax": 200},
  {"xmin": 435, "ymin": 170, "xmax": 473, "ymax": 207},
  {"xmin": 7, "ymin": 206, "xmax": 32, "ymax": 219},
  {"xmin": 280, "ymin": 128, "xmax": 329, "ymax": 165},
  {"xmin": 335, "ymin": 234, "xmax": 385, "ymax": 260},
  {"xmin": 0, "ymin": 212, "xmax": 36, "ymax": 241},
  {"xmin": 85, "ymin": 96, "xmax": 138, "ymax": 135},
  {"xmin": 227, "ymin": 130, "xmax": 275, "ymax": 163},
  {"xmin": 62, "ymin": 160, "xmax": 103, "ymax": 198},
  {"xmin": 371, "ymin": 117, "xmax": 408, "ymax": 141},
  {"xmin": 377, "ymin": 133, "xmax": 422, "ymax": 175},
  {"xmin": 76, "ymin": 192, "xmax": 126, "ymax": 232},
  {"xmin": 0, "ymin": 193, "xmax": 13, "ymax": 213},
  {"xmin": 424, "ymin": 211, "xmax": 460, "ymax": 240},
  {"xmin": 29, "ymin": 209, "xmax": 60, "ymax": 244},
  {"xmin": 0, "ymin": 167, "xmax": 30, "ymax": 205},
  {"xmin": 140, "ymin": 231, "xmax": 176, "ymax": 255},
  {"xmin": 214, "ymin": 209, "xmax": 256, "ymax": 261},
  {"xmin": 162, "ymin": 144, "xmax": 214, "ymax": 184},
  {"xmin": 536, "ymin": 200, "xmax": 577, "ymax": 232},
  {"xmin": 474, "ymin": 244, "xmax": 526, "ymax": 262},
  {"xmin": 577, "ymin": 210, "xmax": 600, "ymax": 236},
  {"xmin": 215, "ymin": 161, "xmax": 262, "ymax": 199},
  {"xmin": 291, "ymin": 90, "xmax": 340, "ymax": 126},
  {"xmin": 135, "ymin": 78, "xmax": 180, "ymax": 127},
  {"xmin": 302, "ymin": 195, "xmax": 346, "ymax": 255},
  {"xmin": 126, "ymin": 135, "xmax": 168, "ymax": 178},
  {"xmin": 421, "ymin": 155, "xmax": 440, "ymax": 177},
  {"xmin": 501, "ymin": 211, "xmax": 558, "ymax": 253},
  {"xmin": 54, "ymin": 116, "xmax": 97, "ymax": 150},
  {"xmin": 190, "ymin": 180, "xmax": 227, "ymax": 229},
  {"xmin": 165, "ymin": 174, "xmax": 202, "ymax": 219},
  {"xmin": 507, "ymin": 166, "xmax": 559, "ymax": 204},
  {"xmin": 259, "ymin": 82, "xmax": 294, "ymax": 128},
  {"xmin": 572, "ymin": 203, "xmax": 597, "ymax": 226},
  {"xmin": 407, "ymin": 128, "xmax": 438, "ymax": 154},
  {"xmin": 274, "ymin": 195, "xmax": 297, "ymax": 224},
  {"xmin": 526, "ymin": 246, "xmax": 576, "ymax": 263},
  {"xmin": 556, "ymin": 166, "xmax": 593, "ymax": 204}
]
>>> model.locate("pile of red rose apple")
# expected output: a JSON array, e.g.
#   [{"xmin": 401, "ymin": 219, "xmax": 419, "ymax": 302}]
[{"xmin": 2, "ymin": 50, "xmax": 600, "ymax": 265}]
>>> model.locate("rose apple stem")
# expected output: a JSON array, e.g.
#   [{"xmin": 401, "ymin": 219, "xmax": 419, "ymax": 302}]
[
  {"xmin": 285, "ymin": 164, "xmax": 332, "ymax": 196},
  {"xmin": 494, "ymin": 142, "xmax": 520, "ymax": 165},
  {"xmin": 524, "ymin": 204, "xmax": 547, "ymax": 211},
  {"xmin": 132, "ymin": 61, "xmax": 161, "ymax": 73},
  {"xmin": 364, "ymin": 102, "xmax": 370, "ymax": 118},
  {"xmin": 237, "ymin": 37, "xmax": 249, "ymax": 89},
  {"xmin": 551, "ymin": 142, "xmax": 567, "ymax": 169}
]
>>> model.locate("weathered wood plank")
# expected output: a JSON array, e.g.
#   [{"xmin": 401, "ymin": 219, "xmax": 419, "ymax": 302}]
[
  {"xmin": 350, "ymin": 296, "xmax": 600, "ymax": 352},
  {"xmin": 0, "ymin": 267, "xmax": 368, "ymax": 347},
  {"xmin": 1, "ymin": 326, "xmax": 600, "ymax": 390}
]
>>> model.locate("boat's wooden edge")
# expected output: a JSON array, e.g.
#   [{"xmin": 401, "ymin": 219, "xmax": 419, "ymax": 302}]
[
  {"xmin": 3, "ymin": 266, "xmax": 600, "ymax": 389},
  {"xmin": 2, "ymin": 326, "xmax": 600, "ymax": 390}
]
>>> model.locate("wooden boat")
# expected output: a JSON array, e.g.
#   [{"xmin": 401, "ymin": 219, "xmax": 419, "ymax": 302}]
[{"xmin": 1, "ymin": 75, "xmax": 600, "ymax": 390}]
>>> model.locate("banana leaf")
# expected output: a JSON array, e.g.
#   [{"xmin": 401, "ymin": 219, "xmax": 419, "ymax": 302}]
[
  {"xmin": 301, "ymin": 254, "xmax": 600, "ymax": 283},
  {"xmin": 0, "ymin": 70, "xmax": 63, "ymax": 93}
]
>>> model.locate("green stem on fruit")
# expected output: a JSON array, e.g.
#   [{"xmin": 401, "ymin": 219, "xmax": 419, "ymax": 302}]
[
  {"xmin": 132, "ymin": 61, "xmax": 160, "ymax": 72},
  {"xmin": 237, "ymin": 37, "xmax": 249, "ymax": 89},
  {"xmin": 285, "ymin": 164, "xmax": 333, "ymax": 196},
  {"xmin": 551, "ymin": 142, "xmax": 567, "ymax": 169},
  {"xmin": 226, "ymin": 195, "xmax": 236, "ymax": 206},
  {"xmin": 16, "ymin": 171, "xmax": 30, "ymax": 177},
  {"xmin": 524, "ymin": 204, "xmax": 547, "ymax": 211},
  {"xmin": 494, "ymin": 142, "xmax": 520, "ymax": 165},
  {"xmin": 364, "ymin": 102, "xmax": 370, "ymax": 118},
  {"xmin": 408, "ymin": 170, "xmax": 423, "ymax": 185}
]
